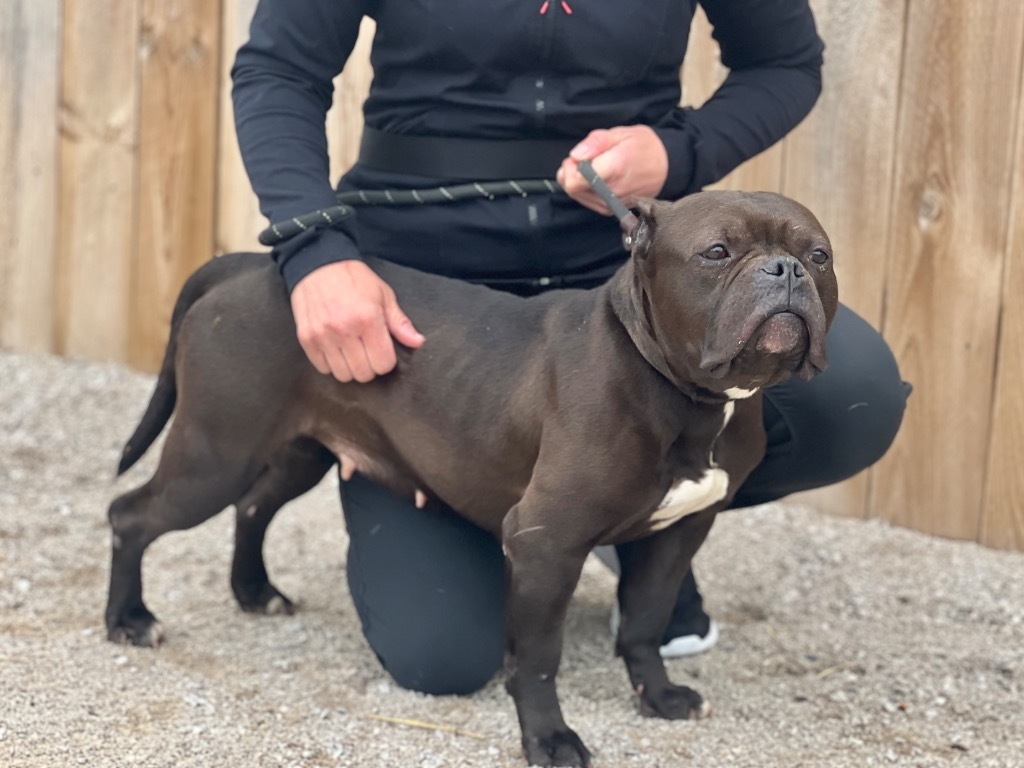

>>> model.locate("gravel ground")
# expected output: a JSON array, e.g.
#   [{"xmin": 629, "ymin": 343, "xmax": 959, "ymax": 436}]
[{"xmin": 1, "ymin": 349, "xmax": 1022, "ymax": 768}]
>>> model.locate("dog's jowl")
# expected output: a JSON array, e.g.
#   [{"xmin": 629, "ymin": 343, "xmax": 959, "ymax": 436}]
[{"xmin": 105, "ymin": 191, "xmax": 838, "ymax": 767}]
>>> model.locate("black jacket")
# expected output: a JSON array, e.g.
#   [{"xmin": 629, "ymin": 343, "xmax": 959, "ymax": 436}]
[{"xmin": 232, "ymin": 0, "xmax": 824, "ymax": 291}]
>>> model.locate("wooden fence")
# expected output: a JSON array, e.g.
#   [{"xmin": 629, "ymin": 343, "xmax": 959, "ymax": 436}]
[{"xmin": 2, "ymin": 0, "xmax": 1023, "ymax": 551}]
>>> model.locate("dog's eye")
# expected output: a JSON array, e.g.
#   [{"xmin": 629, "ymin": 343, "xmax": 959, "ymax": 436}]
[
  {"xmin": 704, "ymin": 244, "xmax": 729, "ymax": 261},
  {"xmin": 810, "ymin": 248, "xmax": 830, "ymax": 265}
]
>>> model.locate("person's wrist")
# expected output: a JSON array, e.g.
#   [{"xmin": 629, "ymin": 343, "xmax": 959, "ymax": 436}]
[
  {"xmin": 650, "ymin": 125, "xmax": 696, "ymax": 199},
  {"xmin": 275, "ymin": 228, "xmax": 362, "ymax": 294}
]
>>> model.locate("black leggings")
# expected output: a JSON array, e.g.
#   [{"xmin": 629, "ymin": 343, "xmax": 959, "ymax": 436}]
[{"xmin": 340, "ymin": 302, "xmax": 908, "ymax": 695}]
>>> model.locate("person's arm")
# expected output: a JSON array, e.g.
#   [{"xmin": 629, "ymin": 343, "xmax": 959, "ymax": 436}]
[
  {"xmin": 559, "ymin": 0, "xmax": 823, "ymax": 210},
  {"xmin": 232, "ymin": 0, "xmax": 423, "ymax": 382},
  {"xmin": 231, "ymin": 0, "xmax": 367, "ymax": 291},
  {"xmin": 653, "ymin": 0, "xmax": 825, "ymax": 198}
]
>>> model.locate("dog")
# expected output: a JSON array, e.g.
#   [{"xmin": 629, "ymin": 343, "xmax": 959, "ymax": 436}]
[{"xmin": 104, "ymin": 191, "xmax": 838, "ymax": 767}]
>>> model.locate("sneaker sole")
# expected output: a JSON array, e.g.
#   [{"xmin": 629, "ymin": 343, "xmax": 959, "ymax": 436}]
[
  {"xmin": 659, "ymin": 618, "xmax": 719, "ymax": 659},
  {"xmin": 609, "ymin": 606, "xmax": 720, "ymax": 658}
]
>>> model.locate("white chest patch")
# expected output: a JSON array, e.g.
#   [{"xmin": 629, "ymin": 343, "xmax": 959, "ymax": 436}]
[
  {"xmin": 724, "ymin": 386, "xmax": 759, "ymax": 399},
  {"xmin": 648, "ymin": 468, "xmax": 731, "ymax": 531},
  {"xmin": 647, "ymin": 400, "xmax": 734, "ymax": 532}
]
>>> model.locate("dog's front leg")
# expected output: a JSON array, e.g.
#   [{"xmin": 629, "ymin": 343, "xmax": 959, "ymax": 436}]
[
  {"xmin": 502, "ymin": 502, "xmax": 593, "ymax": 768},
  {"xmin": 614, "ymin": 510, "xmax": 717, "ymax": 720}
]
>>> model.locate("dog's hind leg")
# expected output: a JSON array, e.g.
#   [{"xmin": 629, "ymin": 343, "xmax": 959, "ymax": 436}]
[
  {"xmin": 230, "ymin": 438, "xmax": 336, "ymax": 614},
  {"xmin": 614, "ymin": 510, "xmax": 717, "ymax": 720},
  {"xmin": 105, "ymin": 427, "xmax": 262, "ymax": 647}
]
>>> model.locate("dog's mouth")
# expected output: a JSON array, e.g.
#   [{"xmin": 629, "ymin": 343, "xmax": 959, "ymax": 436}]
[
  {"xmin": 751, "ymin": 311, "xmax": 809, "ymax": 356},
  {"xmin": 700, "ymin": 307, "xmax": 825, "ymax": 383}
]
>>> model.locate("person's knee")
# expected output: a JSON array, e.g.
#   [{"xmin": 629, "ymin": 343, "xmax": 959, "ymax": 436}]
[
  {"xmin": 815, "ymin": 315, "xmax": 910, "ymax": 481},
  {"xmin": 836, "ymin": 367, "xmax": 908, "ymax": 476},
  {"xmin": 381, "ymin": 629, "xmax": 503, "ymax": 696},
  {"xmin": 751, "ymin": 307, "xmax": 911, "ymax": 500}
]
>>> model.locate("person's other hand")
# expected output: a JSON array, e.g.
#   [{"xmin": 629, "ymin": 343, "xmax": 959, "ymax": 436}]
[
  {"xmin": 290, "ymin": 260, "xmax": 425, "ymax": 383},
  {"xmin": 556, "ymin": 125, "xmax": 669, "ymax": 215}
]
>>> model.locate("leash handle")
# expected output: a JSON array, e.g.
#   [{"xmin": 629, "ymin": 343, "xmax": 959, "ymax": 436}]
[{"xmin": 576, "ymin": 159, "xmax": 640, "ymax": 250}]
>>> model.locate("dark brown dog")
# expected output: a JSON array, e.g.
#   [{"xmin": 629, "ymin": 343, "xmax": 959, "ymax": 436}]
[{"xmin": 105, "ymin": 191, "xmax": 838, "ymax": 767}]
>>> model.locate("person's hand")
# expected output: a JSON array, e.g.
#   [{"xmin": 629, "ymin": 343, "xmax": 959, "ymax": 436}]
[
  {"xmin": 290, "ymin": 260, "xmax": 425, "ymax": 383},
  {"xmin": 556, "ymin": 125, "xmax": 669, "ymax": 215}
]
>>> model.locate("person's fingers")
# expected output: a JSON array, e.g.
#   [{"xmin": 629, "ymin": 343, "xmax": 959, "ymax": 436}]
[
  {"xmin": 561, "ymin": 126, "xmax": 668, "ymax": 210},
  {"xmin": 321, "ymin": 337, "xmax": 356, "ymax": 383},
  {"xmin": 361, "ymin": 310, "xmax": 399, "ymax": 376},
  {"xmin": 588, "ymin": 146, "xmax": 627, "ymax": 193},
  {"xmin": 557, "ymin": 158, "xmax": 613, "ymax": 215},
  {"xmin": 569, "ymin": 128, "xmax": 614, "ymax": 161},
  {"xmin": 335, "ymin": 333, "xmax": 376, "ymax": 383},
  {"xmin": 289, "ymin": 260, "xmax": 428, "ymax": 384},
  {"xmin": 292, "ymin": 298, "xmax": 333, "ymax": 375},
  {"xmin": 382, "ymin": 289, "xmax": 425, "ymax": 349}
]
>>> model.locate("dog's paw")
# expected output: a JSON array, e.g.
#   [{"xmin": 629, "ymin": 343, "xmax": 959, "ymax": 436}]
[
  {"xmin": 522, "ymin": 727, "xmax": 593, "ymax": 767},
  {"xmin": 107, "ymin": 612, "xmax": 165, "ymax": 648},
  {"xmin": 233, "ymin": 581, "xmax": 296, "ymax": 616},
  {"xmin": 637, "ymin": 682, "xmax": 710, "ymax": 720}
]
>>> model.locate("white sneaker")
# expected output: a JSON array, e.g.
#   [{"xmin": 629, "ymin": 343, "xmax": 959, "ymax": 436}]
[
  {"xmin": 659, "ymin": 618, "xmax": 719, "ymax": 658},
  {"xmin": 610, "ymin": 603, "xmax": 720, "ymax": 659}
]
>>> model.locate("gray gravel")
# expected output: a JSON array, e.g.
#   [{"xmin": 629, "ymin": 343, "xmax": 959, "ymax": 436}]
[{"xmin": 1, "ymin": 349, "xmax": 1022, "ymax": 768}]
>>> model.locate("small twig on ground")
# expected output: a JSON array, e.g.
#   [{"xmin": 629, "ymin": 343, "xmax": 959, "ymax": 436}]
[{"xmin": 365, "ymin": 713, "xmax": 487, "ymax": 740}]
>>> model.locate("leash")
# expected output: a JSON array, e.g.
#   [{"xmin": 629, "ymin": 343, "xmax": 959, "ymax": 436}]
[
  {"xmin": 258, "ymin": 163, "xmax": 639, "ymax": 251},
  {"xmin": 258, "ymin": 179, "xmax": 558, "ymax": 247},
  {"xmin": 575, "ymin": 159, "xmax": 640, "ymax": 250}
]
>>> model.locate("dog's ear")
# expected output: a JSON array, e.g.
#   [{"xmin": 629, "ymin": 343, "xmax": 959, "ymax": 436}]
[{"xmin": 629, "ymin": 198, "xmax": 666, "ymax": 259}]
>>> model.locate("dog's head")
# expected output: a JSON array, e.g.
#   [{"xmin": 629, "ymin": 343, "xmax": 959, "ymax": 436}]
[{"xmin": 629, "ymin": 191, "xmax": 838, "ymax": 395}]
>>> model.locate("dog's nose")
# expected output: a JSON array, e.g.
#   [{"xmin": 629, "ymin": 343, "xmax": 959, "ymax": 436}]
[{"xmin": 761, "ymin": 255, "xmax": 805, "ymax": 281}]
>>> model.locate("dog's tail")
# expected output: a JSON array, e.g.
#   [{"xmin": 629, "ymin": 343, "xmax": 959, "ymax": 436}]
[{"xmin": 117, "ymin": 253, "xmax": 265, "ymax": 475}]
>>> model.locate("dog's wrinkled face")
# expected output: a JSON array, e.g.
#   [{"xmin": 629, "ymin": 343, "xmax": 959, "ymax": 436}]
[{"xmin": 633, "ymin": 191, "xmax": 839, "ymax": 394}]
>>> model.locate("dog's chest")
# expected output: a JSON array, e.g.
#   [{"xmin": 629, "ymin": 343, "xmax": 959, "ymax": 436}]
[{"xmin": 647, "ymin": 401, "xmax": 735, "ymax": 532}]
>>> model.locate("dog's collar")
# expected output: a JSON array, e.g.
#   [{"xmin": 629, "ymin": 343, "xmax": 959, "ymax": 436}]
[{"xmin": 608, "ymin": 269, "xmax": 732, "ymax": 408}]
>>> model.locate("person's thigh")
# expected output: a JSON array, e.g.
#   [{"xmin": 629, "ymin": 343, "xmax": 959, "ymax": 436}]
[
  {"xmin": 731, "ymin": 304, "xmax": 909, "ymax": 508},
  {"xmin": 340, "ymin": 473, "xmax": 506, "ymax": 695}
]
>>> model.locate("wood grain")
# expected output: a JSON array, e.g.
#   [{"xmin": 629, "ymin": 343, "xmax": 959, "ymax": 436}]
[
  {"xmin": 57, "ymin": 0, "xmax": 139, "ymax": 362},
  {"xmin": 872, "ymin": 0, "xmax": 1024, "ymax": 541},
  {"xmin": 216, "ymin": 0, "xmax": 264, "ymax": 254},
  {"xmin": 783, "ymin": 0, "xmax": 909, "ymax": 519},
  {"xmin": 132, "ymin": 0, "xmax": 222, "ymax": 372},
  {"xmin": 681, "ymin": 6, "xmax": 784, "ymax": 193},
  {"xmin": 981, "ymin": 48, "xmax": 1024, "ymax": 551},
  {"xmin": 0, "ymin": 0, "xmax": 60, "ymax": 353},
  {"xmin": 328, "ymin": 17, "xmax": 376, "ymax": 181}
]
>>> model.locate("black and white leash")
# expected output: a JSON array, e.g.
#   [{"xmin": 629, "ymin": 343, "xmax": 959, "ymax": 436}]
[{"xmin": 258, "ymin": 162, "xmax": 638, "ymax": 251}]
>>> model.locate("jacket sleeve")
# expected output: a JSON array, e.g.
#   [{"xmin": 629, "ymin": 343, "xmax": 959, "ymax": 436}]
[
  {"xmin": 652, "ymin": 0, "xmax": 825, "ymax": 199},
  {"xmin": 231, "ymin": 0, "xmax": 369, "ymax": 292}
]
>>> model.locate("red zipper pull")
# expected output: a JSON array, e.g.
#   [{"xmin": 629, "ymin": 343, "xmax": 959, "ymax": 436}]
[
  {"xmin": 539, "ymin": 1, "xmax": 549, "ymax": 12},
  {"xmin": 561, "ymin": 1, "xmax": 573, "ymax": 13}
]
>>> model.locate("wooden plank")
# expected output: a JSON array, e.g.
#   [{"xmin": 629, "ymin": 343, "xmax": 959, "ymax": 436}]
[
  {"xmin": 57, "ymin": 0, "xmax": 139, "ymax": 362},
  {"xmin": 681, "ymin": 7, "xmax": 784, "ymax": 194},
  {"xmin": 131, "ymin": 0, "xmax": 222, "ymax": 372},
  {"xmin": 981, "ymin": 45, "xmax": 1024, "ymax": 551},
  {"xmin": 783, "ymin": 0, "xmax": 908, "ymax": 518},
  {"xmin": 0, "ymin": 0, "xmax": 61, "ymax": 354},
  {"xmin": 681, "ymin": 7, "xmax": 724, "ymax": 116},
  {"xmin": 216, "ymin": 0, "xmax": 264, "ymax": 254},
  {"xmin": 327, "ymin": 16, "xmax": 376, "ymax": 180},
  {"xmin": 784, "ymin": 0, "xmax": 905, "ymax": 330},
  {"xmin": 871, "ymin": 1, "xmax": 1024, "ymax": 542}
]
